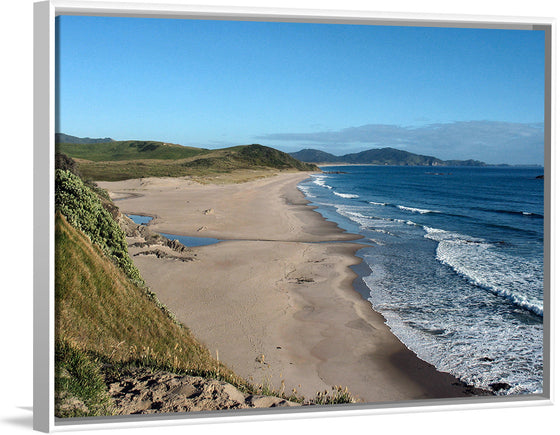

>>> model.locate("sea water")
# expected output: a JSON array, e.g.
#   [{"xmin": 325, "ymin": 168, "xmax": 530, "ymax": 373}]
[
  {"xmin": 298, "ymin": 166, "xmax": 544, "ymax": 395},
  {"xmin": 127, "ymin": 214, "xmax": 220, "ymax": 247}
]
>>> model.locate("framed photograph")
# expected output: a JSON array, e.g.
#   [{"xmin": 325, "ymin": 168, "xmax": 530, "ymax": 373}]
[{"xmin": 34, "ymin": 0, "xmax": 554, "ymax": 432}]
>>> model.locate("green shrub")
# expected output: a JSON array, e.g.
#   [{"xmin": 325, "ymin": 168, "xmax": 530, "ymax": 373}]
[
  {"xmin": 55, "ymin": 152, "xmax": 79, "ymax": 176},
  {"xmin": 55, "ymin": 169, "xmax": 144, "ymax": 285},
  {"xmin": 55, "ymin": 341, "xmax": 114, "ymax": 417}
]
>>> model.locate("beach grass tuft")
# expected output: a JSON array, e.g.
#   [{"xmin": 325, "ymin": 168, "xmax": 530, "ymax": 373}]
[{"xmin": 313, "ymin": 386, "xmax": 356, "ymax": 405}]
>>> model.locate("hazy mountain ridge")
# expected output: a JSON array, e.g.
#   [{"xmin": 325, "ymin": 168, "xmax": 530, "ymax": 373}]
[
  {"xmin": 56, "ymin": 133, "xmax": 116, "ymax": 145},
  {"xmin": 290, "ymin": 147, "xmax": 487, "ymax": 166}
]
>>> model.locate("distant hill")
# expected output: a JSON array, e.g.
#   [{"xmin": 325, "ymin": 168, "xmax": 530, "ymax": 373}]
[
  {"xmin": 443, "ymin": 159, "xmax": 487, "ymax": 166},
  {"xmin": 57, "ymin": 139, "xmax": 208, "ymax": 162},
  {"xmin": 289, "ymin": 147, "xmax": 486, "ymax": 167},
  {"xmin": 232, "ymin": 144, "xmax": 317, "ymax": 171},
  {"xmin": 290, "ymin": 149, "xmax": 340, "ymax": 163},
  {"xmin": 56, "ymin": 133, "xmax": 115, "ymax": 145},
  {"xmin": 57, "ymin": 135, "xmax": 318, "ymax": 180},
  {"xmin": 342, "ymin": 148, "xmax": 442, "ymax": 166}
]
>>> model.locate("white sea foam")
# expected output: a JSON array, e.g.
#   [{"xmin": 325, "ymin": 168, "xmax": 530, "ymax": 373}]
[
  {"xmin": 333, "ymin": 191, "xmax": 359, "ymax": 199},
  {"xmin": 297, "ymin": 185, "xmax": 315, "ymax": 198},
  {"xmin": 423, "ymin": 226, "xmax": 543, "ymax": 316},
  {"xmin": 394, "ymin": 218, "xmax": 420, "ymax": 226},
  {"xmin": 363, "ymin": 255, "xmax": 543, "ymax": 395},
  {"xmin": 336, "ymin": 208, "xmax": 373, "ymax": 227},
  {"xmin": 397, "ymin": 205, "xmax": 438, "ymax": 214},
  {"xmin": 334, "ymin": 207, "xmax": 400, "ymax": 236},
  {"xmin": 312, "ymin": 175, "xmax": 332, "ymax": 189},
  {"xmin": 373, "ymin": 228, "xmax": 395, "ymax": 236},
  {"xmin": 368, "ymin": 295, "xmax": 543, "ymax": 394},
  {"xmin": 304, "ymin": 167, "xmax": 543, "ymax": 395},
  {"xmin": 345, "ymin": 210, "xmax": 369, "ymax": 219}
]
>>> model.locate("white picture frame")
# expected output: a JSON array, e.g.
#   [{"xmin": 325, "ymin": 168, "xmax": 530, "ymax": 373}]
[{"xmin": 31, "ymin": 0, "xmax": 555, "ymax": 433}]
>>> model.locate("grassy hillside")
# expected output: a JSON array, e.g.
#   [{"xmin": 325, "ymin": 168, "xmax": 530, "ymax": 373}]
[
  {"xmin": 55, "ymin": 212, "xmax": 239, "ymax": 377},
  {"xmin": 55, "ymin": 169, "xmax": 143, "ymax": 284},
  {"xmin": 57, "ymin": 140, "xmax": 208, "ymax": 162},
  {"xmin": 234, "ymin": 144, "xmax": 317, "ymax": 171},
  {"xmin": 54, "ymin": 170, "xmax": 249, "ymax": 417},
  {"xmin": 61, "ymin": 143, "xmax": 319, "ymax": 181},
  {"xmin": 289, "ymin": 149, "xmax": 340, "ymax": 163}
]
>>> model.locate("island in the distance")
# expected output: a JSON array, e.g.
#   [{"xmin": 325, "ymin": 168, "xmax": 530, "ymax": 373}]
[
  {"xmin": 289, "ymin": 147, "xmax": 542, "ymax": 168},
  {"xmin": 289, "ymin": 147, "xmax": 485, "ymax": 166}
]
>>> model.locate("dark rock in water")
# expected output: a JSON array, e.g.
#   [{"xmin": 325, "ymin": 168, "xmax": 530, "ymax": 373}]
[
  {"xmin": 536, "ymin": 175, "xmax": 544, "ymax": 179},
  {"xmin": 133, "ymin": 249, "xmax": 194, "ymax": 262},
  {"xmin": 324, "ymin": 171, "xmax": 347, "ymax": 174},
  {"xmin": 479, "ymin": 357, "xmax": 494, "ymax": 362},
  {"xmin": 451, "ymin": 381, "xmax": 493, "ymax": 396},
  {"xmin": 489, "ymin": 382, "xmax": 511, "ymax": 392},
  {"xmin": 166, "ymin": 238, "xmax": 189, "ymax": 253}
]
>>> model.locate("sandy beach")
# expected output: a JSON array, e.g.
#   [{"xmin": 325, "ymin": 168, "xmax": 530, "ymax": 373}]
[{"xmin": 98, "ymin": 172, "xmax": 485, "ymax": 403}]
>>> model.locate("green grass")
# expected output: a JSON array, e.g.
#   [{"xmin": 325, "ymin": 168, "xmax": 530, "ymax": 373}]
[
  {"xmin": 57, "ymin": 140, "xmax": 209, "ymax": 162},
  {"xmin": 55, "ymin": 169, "xmax": 144, "ymax": 284},
  {"xmin": 55, "ymin": 341, "xmax": 115, "ymax": 418},
  {"xmin": 55, "ymin": 211, "xmax": 238, "ymax": 378}
]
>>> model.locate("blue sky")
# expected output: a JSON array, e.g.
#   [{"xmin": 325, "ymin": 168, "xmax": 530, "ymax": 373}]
[{"xmin": 56, "ymin": 16, "xmax": 545, "ymax": 164}]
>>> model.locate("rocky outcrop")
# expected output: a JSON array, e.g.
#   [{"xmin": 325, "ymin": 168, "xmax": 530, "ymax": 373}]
[
  {"xmin": 133, "ymin": 249, "xmax": 195, "ymax": 262},
  {"xmin": 117, "ymin": 214, "xmax": 194, "ymax": 260}
]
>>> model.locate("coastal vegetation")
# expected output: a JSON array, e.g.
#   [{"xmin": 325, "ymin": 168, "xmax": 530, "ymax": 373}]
[
  {"xmin": 57, "ymin": 137, "xmax": 318, "ymax": 181},
  {"xmin": 54, "ymin": 169, "xmax": 251, "ymax": 416},
  {"xmin": 55, "ymin": 169, "xmax": 144, "ymax": 284},
  {"xmin": 54, "ymin": 157, "xmax": 353, "ymax": 417},
  {"xmin": 57, "ymin": 140, "xmax": 207, "ymax": 162}
]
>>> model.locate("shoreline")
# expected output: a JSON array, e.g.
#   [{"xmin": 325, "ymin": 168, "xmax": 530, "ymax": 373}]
[{"xmin": 98, "ymin": 172, "xmax": 489, "ymax": 403}]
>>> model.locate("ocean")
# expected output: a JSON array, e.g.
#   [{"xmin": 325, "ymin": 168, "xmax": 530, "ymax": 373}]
[{"xmin": 298, "ymin": 165, "xmax": 544, "ymax": 395}]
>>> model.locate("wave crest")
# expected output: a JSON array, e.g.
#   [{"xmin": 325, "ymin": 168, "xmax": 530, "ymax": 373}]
[
  {"xmin": 333, "ymin": 191, "xmax": 359, "ymax": 199},
  {"xmin": 424, "ymin": 226, "xmax": 543, "ymax": 317},
  {"xmin": 397, "ymin": 205, "xmax": 439, "ymax": 214}
]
